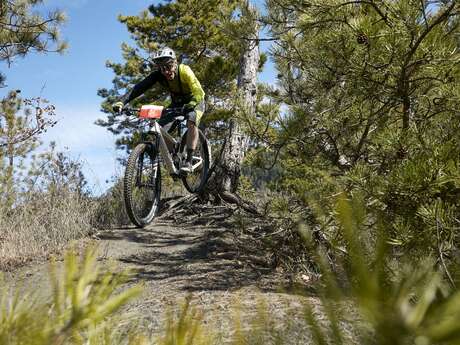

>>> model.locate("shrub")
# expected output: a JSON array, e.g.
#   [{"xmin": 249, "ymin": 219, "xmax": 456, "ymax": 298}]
[
  {"xmin": 92, "ymin": 177, "xmax": 130, "ymax": 229},
  {"xmin": 0, "ymin": 145, "xmax": 96, "ymax": 270},
  {"xmin": 0, "ymin": 246, "xmax": 143, "ymax": 345}
]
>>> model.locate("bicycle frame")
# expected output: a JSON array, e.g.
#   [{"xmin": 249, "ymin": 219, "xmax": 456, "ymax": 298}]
[
  {"xmin": 122, "ymin": 106, "xmax": 210, "ymax": 227},
  {"xmin": 125, "ymin": 107, "xmax": 204, "ymax": 175},
  {"xmin": 152, "ymin": 121, "xmax": 180, "ymax": 175},
  {"xmin": 152, "ymin": 121, "xmax": 204, "ymax": 174}
]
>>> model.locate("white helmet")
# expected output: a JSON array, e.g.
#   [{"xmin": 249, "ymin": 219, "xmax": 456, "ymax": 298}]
[{"xmin": 152, "ymin": 47, "xmax": 176, "ymax": 64}]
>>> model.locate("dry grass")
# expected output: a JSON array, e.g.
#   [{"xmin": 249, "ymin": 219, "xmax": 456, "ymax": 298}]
[
  {"xmin": 92, "ymin": 179, "xmax": 130, "ymax": 229},
  {"xmin": 0, "ymin": 189, "xmax": 95, "ymax": 270},
  {"xmin": 92, "ymin": 172, "xmax": 190, "ymax": 230},
  {"xmin": 0, "ymin": 169, "xmax": 191, "ymax": 270}
]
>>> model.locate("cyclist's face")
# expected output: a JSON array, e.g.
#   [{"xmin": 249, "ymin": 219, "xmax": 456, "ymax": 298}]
[{"xmin": 159, "ymin": 61, "xmax": 177, "ymax": 80}]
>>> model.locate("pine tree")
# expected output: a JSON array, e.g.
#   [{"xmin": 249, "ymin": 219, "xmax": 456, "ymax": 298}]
[
  {"xmin": 208, "ymin": 1, "xmax": 261, "ymax": 201},
  {"xmin": 0, "ymin": 93, "xmax": 57, "ymax": 207},
  {"xmin": 0, "ymin": 0, "xmax": 67, "ymax": 84},
  {"xmin": 97, "ymin": 0, "xmax": 264, "ymax": 202},
  {"xmin": 0, "ymin": 0, "xmax": 66, "ymax": 160},
  {"xmin": 259, "ymin": 0, "xmax": 460, "ymax": 256},
  {"xmin": 97, "ymin": 0, "xmax": 242, "ymax": 153},
  {"xmin": 0, "ymin": 0, "xmax": 66, "ymax": 207}
]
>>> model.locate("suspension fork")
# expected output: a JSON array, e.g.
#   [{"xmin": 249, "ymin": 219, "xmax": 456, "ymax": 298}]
[
  {"xmin": 134, "ymin": 146, "xmax": 151, "ymax": 188},
  {"xmin": 149, "ymin": 137, "xmax": 160, "ymax": 186},
  {"xmin": 135, "ymin": 149, "xmax": 145, "ymax": 187}
]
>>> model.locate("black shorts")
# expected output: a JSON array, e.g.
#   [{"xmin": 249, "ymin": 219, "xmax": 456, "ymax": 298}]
[{"xmin": 158, "ymin": 102, "xmax": 205, "ymax": 128}]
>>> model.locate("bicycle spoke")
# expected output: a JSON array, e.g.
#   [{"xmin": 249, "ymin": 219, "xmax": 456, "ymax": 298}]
[
  {"xmin": 180, "ymin": 129, "xmax": 209, "ymax": 193},
  {"xmin": 124, "ymin": 144, "xmax": 161, "ymax": 227}
]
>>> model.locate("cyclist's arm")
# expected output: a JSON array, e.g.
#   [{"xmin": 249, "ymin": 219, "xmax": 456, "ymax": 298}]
[
  {"xmin": 181, "ymin": 65, "xmax": 205, "ymax": 108},
  {"xmin": 120, "ymin": 71, "xmax": 161, "ymax": 105}
]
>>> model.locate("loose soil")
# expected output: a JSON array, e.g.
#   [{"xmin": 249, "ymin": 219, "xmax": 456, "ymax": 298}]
[{"xmin": 4, "ymin": 201, "xmax": 323, "ymax": 342}]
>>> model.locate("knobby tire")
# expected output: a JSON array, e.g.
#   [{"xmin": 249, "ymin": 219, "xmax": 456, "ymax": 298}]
[
  {"xmin": 180, "ymin": 128, "xmax": 210, "ymax": 193},
  {"xmin": 124, "ymin": 143, "xmax": 161, "ymax": 227}
]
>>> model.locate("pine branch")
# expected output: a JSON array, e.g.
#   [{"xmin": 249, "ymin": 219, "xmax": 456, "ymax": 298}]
[
  {"xmin": 336, "ymin": 0, "xmax": 392, "ymax": 28},
  {"xmin": 403, "ymin": 0, "xmax": 456, "ymax": 68}
]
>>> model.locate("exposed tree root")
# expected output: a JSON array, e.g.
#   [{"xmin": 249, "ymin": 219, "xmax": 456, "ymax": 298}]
[
  {"xmin": 159, "ymin": 191, "xmax": 260, "ymax": 223},
  {"xmin": 159, "ymin": 195, "xmax": 197, "ymax": 217},
  {"xmin": 218, "ymin": 191, "xmax": 261, "ymax": 216}
]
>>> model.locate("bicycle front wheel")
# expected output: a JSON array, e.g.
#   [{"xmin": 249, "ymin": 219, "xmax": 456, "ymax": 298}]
[
  {"xmin": 123, "ymin": 143, "xmax": 161, "ymax": 227},
  {"xmin": 180, "ymin": 129, "xmax": 210, "ymax": 193}
]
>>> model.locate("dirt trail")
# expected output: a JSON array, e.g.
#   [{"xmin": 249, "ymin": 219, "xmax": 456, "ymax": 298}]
[
  {"xmin": 5, "ymin": 208, "xmax": 317, "ymax": 340},
  {"xmin": 99, "ymin": 216, "xmax": 315, "ymax": 336}
]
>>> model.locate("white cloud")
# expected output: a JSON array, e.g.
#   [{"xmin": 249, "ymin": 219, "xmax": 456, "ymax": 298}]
[
  {"xmin": 43, "ymin": 106, "xmax": 113, "ymax": 151},
  {"xmin": 38, "ymin": 105, "xmax": 123, "ymax": 195}
]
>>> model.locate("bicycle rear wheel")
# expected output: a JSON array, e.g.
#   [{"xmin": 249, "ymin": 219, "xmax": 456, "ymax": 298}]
[
  {"xmin": 123, "ymin": 143, "xmax": 161, "ymax": 227},
  {"xmin": 180, "ymin": 129, "xmax": 210, "ymax": 193}
]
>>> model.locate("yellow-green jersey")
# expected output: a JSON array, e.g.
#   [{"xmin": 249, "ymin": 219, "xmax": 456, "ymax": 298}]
[{"xmin": 121, "ymin": 64, "xmax": 205, "ymax": 109}]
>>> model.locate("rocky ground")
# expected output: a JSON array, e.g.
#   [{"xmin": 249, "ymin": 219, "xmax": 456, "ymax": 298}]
[{"xmin": 4, "ymin": 201, "xmax": 334, "ymax": 343}]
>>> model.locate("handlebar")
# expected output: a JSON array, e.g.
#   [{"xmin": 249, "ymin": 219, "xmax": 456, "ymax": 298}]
[
  {"xmin": 121, "ymin": 107, "xmax": 140, "ymax": 116},
  {"xmin": 121, "ymin": 106, "xmax": 185, "ymax": 117}
]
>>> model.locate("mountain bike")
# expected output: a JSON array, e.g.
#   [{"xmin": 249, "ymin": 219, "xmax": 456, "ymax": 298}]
[{"xmin": 121, "ymin": 105, "xmax": 210, "ymax": 227}]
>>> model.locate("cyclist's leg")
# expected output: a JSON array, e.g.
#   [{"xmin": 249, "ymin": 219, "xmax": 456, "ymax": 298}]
[
  {"xmin": 185, "ymin": 102, "xmax": 205, "ymax": 150},
  {"xmin": 158, "ymin": 107, "xmax": 179, "ymax": 151},
  {"xmin": 181, "ymin": 102, "xmax": 205, "ymax": 171}
]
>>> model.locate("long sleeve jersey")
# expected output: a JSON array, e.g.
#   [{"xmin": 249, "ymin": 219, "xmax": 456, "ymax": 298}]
[{"xmin": 121, "ymin": 64, "xmax": 205, "ymax": 108}]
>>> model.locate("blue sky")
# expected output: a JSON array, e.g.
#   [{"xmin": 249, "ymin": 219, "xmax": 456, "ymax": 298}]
[{"xmin": 2, "ymin": 0, "xmax": 275, "ymax": 195}]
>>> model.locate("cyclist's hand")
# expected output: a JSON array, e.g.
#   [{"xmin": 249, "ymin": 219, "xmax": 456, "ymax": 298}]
[
  {"xmin": 182, "ymin": 103, "xmax": 194, "ymax": 114},
  {"xmin": 112, "ymin": 101, "xmax": 124, "ymax": 113}
]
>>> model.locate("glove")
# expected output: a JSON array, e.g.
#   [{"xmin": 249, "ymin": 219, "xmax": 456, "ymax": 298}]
[
  {"xmin": 182, "ymin": 103, "xmax": 195, "ymax": 114},
  {"xmin": 112, "ymin": 101, "xmax": 124, "ymax": 113}
]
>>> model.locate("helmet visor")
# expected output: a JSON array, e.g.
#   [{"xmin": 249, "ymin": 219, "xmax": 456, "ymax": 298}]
[{"xmin": 154, "ymin": 56, "xmax": 174, "ymax": 66}]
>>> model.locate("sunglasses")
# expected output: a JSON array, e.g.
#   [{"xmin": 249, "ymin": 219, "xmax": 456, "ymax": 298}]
[{"xmin": 158, "ymin": 62, "xmax": 176, "ymax": 73}]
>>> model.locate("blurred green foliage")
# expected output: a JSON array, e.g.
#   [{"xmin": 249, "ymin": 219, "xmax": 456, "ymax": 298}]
[
  {"xmin": 6, "ymin": 196, "xmax": 460, "ymax": 344},
  {"xmin": 242, "ymin": 0, "xmax": 460, "ymax": 268},
  {"xmin": 0, "ymin": 246, "xmax": 143, "ymax": 345}
]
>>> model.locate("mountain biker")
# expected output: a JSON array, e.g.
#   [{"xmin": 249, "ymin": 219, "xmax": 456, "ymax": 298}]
[{"xmin": 112, "ymin": 47, "xmax": 205, "ymax": 173}]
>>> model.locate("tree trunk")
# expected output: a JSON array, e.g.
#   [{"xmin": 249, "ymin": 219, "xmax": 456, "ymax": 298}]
[{"xmin": 206, "ymin": 3, "xmax": 260, "ymax": 202}]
